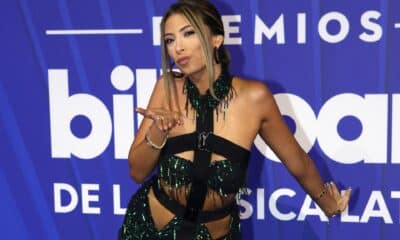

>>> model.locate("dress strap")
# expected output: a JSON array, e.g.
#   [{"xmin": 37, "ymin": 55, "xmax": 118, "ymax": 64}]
[
  {"xmin": 174, "ymin": 94, "xmax": 213, "ymax": 238},
  {"xmin": 184, "ymin": 101, "xmax": 214, "ymax": 221},
  {"xmin": 174, "ymin": 65, "xmax": 237, "ymax": 238},
  {"xmin": 161, "ymin": 133, "xmax": 250, "ymax": 166}
]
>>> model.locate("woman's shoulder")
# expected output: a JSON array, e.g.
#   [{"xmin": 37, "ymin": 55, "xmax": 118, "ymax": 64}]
[{"xmin": 232, "ymin": 76, "xmax": 274, "ymax": 103}]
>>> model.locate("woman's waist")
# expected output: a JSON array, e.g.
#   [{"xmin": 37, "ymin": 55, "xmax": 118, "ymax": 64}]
[
  {"xmin": 151, "ymin": 176, "xmax": 237, "ymax": 223},
  {"xmin": 158, "ymin": 178, "xmax": 236, "ymax": 211}
]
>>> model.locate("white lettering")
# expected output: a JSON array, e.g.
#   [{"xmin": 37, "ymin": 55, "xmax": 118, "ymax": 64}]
[
  {"xmin": 391, "ymin": 191, "xmax": 400, "ymax": 223},
  {"xmin": 319, "ymin": 12, "xmax": 349, "ymax": 43},
  {"xmin": 297, "ymin": 195, "xmax": 328, "ymax": 221},
  {"xmin": 238, "ymin": 188, "xmax": 253, "ymax": 220},
  {"xmin": 269, "ymin": 188, "xmax": 296, "ymax": 221},
  {"xmin": 254, "ymin": 14, "xmax": 285, "ymax": 44},
  {"xmin": 54, "ymin": 183, "xmax": 78, "ymax": 213},
  {"xmin": 82, "ymin": 184, "xmax": 100, "ymax": 214},
  {"xmin": 359, "ymin": 10, "xmax": 382, "ymax": 42},
  {"xmin": 113, "ymin": 184, "xmax": 127, "ymax": 215},
  {"xmin": 152, "ymin": 17, "xmax": 162, "ymax": 46},
  {"xmin": 111, "ymin": 66, "xmax": 135, "ymax": 159},
  {"xmin": 317, "ymin": 94, "xmax": 388, "ymax": 164},
  {"xmin": 48, "ymin": 69, "xmax": 112, "ymax": 159},
  {"xmin": 257, "ymin": 188, "xmax": 265, "ymax": 219},
  {"xmin": 360, "ymin": 191, "xmax": 392, "ymax": 223},
  {"xmin": 392, "ymin": 94, "xmax": 400, "ymax": 163},
  {"xmin": 297, "ymin": 13, "xmax": 306, "ymax": 44},
  {"xmin": 222, "ymin": 15, "xmax": 242, "ymax": 45}
]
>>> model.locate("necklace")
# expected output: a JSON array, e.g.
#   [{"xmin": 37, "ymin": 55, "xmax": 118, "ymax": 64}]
[{"xmin": 183, "ymin": 66, "xmax": 235, "ymax": 122}]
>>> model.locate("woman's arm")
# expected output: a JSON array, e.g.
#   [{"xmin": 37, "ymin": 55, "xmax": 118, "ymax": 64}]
[
  {"xmin": 128, "ymin": 76, "xmax": 182, "ymax": 183},
  {"xmin": 251, "ymin": 81, "xmax": 351, "ymax": 216}
]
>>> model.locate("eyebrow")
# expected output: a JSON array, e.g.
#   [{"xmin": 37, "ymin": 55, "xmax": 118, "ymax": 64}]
[{"xmin": 164, "ymin": 25, "xmax": 193, "ymax": 37}]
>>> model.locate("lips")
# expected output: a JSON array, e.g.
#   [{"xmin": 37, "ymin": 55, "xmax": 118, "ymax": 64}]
[{"xmin": 177, "ymin": 56, "xmax": 190, "ymax": 66}]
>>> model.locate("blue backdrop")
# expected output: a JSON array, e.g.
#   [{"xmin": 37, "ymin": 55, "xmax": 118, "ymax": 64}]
[{"xmin": 1, "ymin": 0, "xmax": 400, "ymax": 239}]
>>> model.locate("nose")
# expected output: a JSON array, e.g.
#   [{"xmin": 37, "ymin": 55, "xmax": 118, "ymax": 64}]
[{"xmin": 174, "ymin": 37, "xmax": 184, "ymax": 54}]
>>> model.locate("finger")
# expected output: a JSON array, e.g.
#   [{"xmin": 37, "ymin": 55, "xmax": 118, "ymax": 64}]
[
  {"xmin": 153, "ymin": 117, "xmax": 164, "ymax": 132},
  {"xmin": 326, "ymin": 182, "xmax": 333, "ymax": 196},
  {"xmin": 159, "ymin": 115, "xmax": 169, "ymax": 131},
  {"xmin": 330, "ymin": 182, "xmax": 339, "ymax": 193},
  {"xmin": 172, "ymin": 112, "xmax": 182, "ymax": 125},
  {"xmin": 165, "ymin": 112, "xmax": 182, "ymax": 129},
  {"xmin": 136, "ymin": 108, "xmax": 155, "ymax": 119},
  {"xmin": 166, "ymin": 114, "xmax": 174, "ymax": 129},
  {"xmin": 330, "ymin": 182, "xmax": 342, "ymax": 199},
  {"xmin": 135, "ymin": 107, "xmax": 147, "ymax": 115},
  {"xmin": 341, "ymin": 188, "xmax": 352, "ymax": 210},
  {"xmin": 176, "ymin": 112, "xmax": 185, "ymax": 125},
  {"xmin": 172, "ymin": 112, "xmax": 185, "ymax": 126},
  {"xmin": 343, "ymin": 188, "xmax": 352, "ymax": 200}
]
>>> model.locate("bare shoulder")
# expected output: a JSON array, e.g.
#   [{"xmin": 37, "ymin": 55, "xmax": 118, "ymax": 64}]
[
  {"xmin": 232, "ymin": 76, "xmax": 274, "ymax": 104},
  {"xmin": 232, "ymin": 76, "xmax": 280, "ymax": 124}
]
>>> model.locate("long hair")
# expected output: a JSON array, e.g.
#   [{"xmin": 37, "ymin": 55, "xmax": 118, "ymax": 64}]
[{"xmin": 160, "ymin": 0, "xmax": 230, "ymax": 111}]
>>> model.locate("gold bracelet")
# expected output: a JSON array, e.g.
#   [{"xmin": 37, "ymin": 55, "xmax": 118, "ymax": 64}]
[
  {"xmin": 145, "ymin": 127, "xmax": 168, "ymax": 149},
  {"xmin": 315, "ymin": 187, "xmax": 327, "ymax": 200}
]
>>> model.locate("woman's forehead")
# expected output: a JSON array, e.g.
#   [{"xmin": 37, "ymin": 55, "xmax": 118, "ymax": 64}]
[{"xmin": 164, "ymin": 14, "xmax": 191, "ymax": 32}]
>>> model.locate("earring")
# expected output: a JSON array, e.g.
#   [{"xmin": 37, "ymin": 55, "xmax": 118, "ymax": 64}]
[{"xmin": 213, "ymin": 47, "xmax": 221, "ymax": 64}]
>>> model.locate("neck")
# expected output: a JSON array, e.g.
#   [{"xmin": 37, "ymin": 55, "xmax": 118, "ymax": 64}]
[{"xmin": 187, "ymin": 64, "xmax": 222, "ymax": 94}]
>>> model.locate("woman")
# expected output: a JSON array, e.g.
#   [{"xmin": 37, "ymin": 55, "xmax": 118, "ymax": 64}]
[{"xmin": 119, "ymin": 0, "xmax": 351, "ymax": 239}]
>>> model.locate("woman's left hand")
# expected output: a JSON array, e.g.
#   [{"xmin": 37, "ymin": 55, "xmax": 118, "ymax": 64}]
[{"xmin": 325, "ymin": 182, "xmax": 352, "ymax": 217}]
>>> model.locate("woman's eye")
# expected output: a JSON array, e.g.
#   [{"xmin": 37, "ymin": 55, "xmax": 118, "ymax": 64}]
[
  {"xmin": 164, "ymin": 38, "xmax": 174, "ymax": 45},
  {"xmin": 184, "ymin": 30, "xmax": 195, "ymax": 37}
]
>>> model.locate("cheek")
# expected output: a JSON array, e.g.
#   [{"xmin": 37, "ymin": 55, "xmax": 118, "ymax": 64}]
[
  {"xmin": 194, "ymin": 47, "xmax": 206, "ymax": 64},
  {"xmin": 166, "ymin": 47, "xmax": 176, "ymax": 60}
]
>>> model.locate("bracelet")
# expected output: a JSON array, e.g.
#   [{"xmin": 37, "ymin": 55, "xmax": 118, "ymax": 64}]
[
  {"xmin": 145, "ymin": 127, "xmax": 168, "ymax": 150},
  {"xmin": 314, "ymin": 187, "xmax": 327, "ymax": 201}
]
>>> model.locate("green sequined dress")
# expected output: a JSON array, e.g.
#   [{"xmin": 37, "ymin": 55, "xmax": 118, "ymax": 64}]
[
  {"xmin": 119, "ymin": 152, "xmax": 249, "ymax": 239},
  {"xmin": 119, "ymin": 68, "xmax": 250, "ymax": 239}
]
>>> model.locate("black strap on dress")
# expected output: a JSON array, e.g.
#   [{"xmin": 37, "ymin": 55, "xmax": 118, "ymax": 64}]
[
  {"xmin": 176, "ymin": 95, "xmax": 214, "ymax": 238},
  {"xmin": 161, "ymin": 132, "xmax": 250, "ymax": 169}
]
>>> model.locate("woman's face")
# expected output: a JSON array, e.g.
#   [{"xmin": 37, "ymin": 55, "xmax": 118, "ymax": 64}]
[{"xmin": 163, "ymin": 13, "xmax": 209, "ymax": 76}]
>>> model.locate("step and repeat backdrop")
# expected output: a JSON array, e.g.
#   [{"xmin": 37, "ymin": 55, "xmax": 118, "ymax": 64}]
[{"xmin": 1, "ymin": 0, "xmax": 400, "ymax": 239}]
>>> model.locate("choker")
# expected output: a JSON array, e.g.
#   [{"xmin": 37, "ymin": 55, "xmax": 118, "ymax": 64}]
[{"xmin": 183, "ymin": 66, "xmax": 235, "ymax": 121}]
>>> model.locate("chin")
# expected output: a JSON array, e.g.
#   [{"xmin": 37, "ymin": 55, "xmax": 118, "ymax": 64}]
[
  {"xmin": 179, "ymin": 66, "xmax": 194, "ymax": 75},
  {"xmin": 182, "ymin": 65, "xmax": 206, "ymax": 77}
]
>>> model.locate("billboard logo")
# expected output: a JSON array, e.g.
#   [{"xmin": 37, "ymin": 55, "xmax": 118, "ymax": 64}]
[{"xmin": 48, "ymin": 66, "xmax": 157, "ymax": 159}]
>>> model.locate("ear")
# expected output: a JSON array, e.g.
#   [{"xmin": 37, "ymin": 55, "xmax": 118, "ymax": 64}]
[{"xmin": 212, "ymin": 34, "xmax": 224, "ymax": 48}]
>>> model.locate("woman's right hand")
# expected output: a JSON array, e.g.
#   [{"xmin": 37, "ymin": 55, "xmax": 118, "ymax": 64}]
[{"xmin": 135, "ymin": 107, "xmax": 184, "ymax": 132}]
